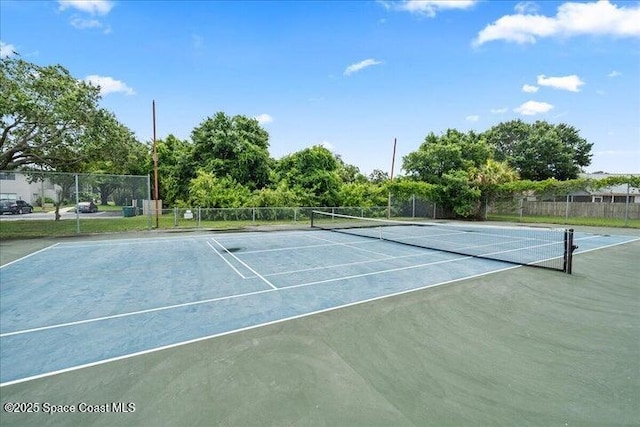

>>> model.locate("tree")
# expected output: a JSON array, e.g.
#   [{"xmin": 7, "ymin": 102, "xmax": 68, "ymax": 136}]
[
  {"xmin": 188, "ymin": 170, "xmax": 251, "ymax": 208},
  {"xmin": 0, "ymin": 57, "xmax": 105, "ymax": 170},
  {"xmin": 273, "ymin": 145, "xmax": 343, "ymax": 206},
  {"xmin": 433, "ymin": 170, "xmax": 481, "ymax": 218},
  {"xmin": 190, "ymin": 112, "xmax": 271, "ymax": 190},
  {"xmin": 83, "ymin": 110, "xmax": 150, "ymax": 205},
  {"xmin": 338, "ymin": 182, "xmax": 387, "ymax": 207},
  {"xmin": 483, "ymin": 120, "xmax": 593, "ymax": 180},
  {"xmin": 251, "ymin": 183, "xmax": 304, "ymax": 207},
  {"xmin": 402, "ymin": 129, "xmax": 492, "ymax": 184},
  {"xmin": 156, "ymin": 134, "xmax": 193, "ymax": 205},
  {"xmin": 472, "ymin": 159, "xmax": 519, "ymax": 219},
  {"xmin": 368, "ymin": 169, "xmax": 389, "ymax": 184},
  {"xmin": 334, "ymin": 154, "xmax": 367, "ymax": 184}
]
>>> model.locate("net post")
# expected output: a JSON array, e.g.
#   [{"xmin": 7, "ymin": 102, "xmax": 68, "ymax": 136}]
[
  {"xmin": 310, "ymin": 210, "xmax": 315, "ymax": 228},
  {"xmin": 563, "ymin": 228, "xmax": 576, "ymax": 274}
]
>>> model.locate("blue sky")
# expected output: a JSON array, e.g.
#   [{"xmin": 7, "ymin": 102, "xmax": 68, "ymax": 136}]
[{"xmin": 1, "ymin": 0, "xmax": 639, "ymax": 175}]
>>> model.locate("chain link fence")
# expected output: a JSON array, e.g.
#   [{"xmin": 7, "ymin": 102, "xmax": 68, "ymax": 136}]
[
  {"xmin": 3, "ymin": 170, "xmax": 637, "ymax": 239},
  {"xmin": 0, "ymin": 170, "xmax": 151, "ymax": 236}
]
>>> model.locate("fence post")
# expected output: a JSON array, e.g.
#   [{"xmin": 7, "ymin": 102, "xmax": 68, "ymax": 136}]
[
  {"xmin": 146, "ymin": 175, "xmax": 152, "ymax": 230},
  {"xmin": 412, "ymin": 194, "xmax": 416, "ymax": 218},
  {"xmin": 625, "ymin": 183, "xmax": 630, "ymax": 227},
  {"xmin": 75, "ymin": 174, "xmax": 80, "ymax": 234},
  {"xmin": 174, "ymin": 207, "xmax": 178, "ymax": 227},
  {"xmin": 518, "ymin": 198, "xmax": 523, "ymax": 221},
  {"xmin": 565, "ymin": 194, "xmax": 570, "ymax": 224},
  {"xmin": 198, "ymin": 207, "xmax": 201, "ymax": 228}
]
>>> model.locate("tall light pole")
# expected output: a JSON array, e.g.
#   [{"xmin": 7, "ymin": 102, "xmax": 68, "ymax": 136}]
[
  {"xmin": 387, "ymin": 138, "xmax": 397, "ymax": 219},
  {"xmin": 152, "ymin": 100, "xmax": 159, "ymax": 228}
]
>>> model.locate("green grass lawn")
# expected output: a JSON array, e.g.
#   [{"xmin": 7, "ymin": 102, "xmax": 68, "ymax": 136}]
[
  {"xmin": 1, "ymin": 213, "xmax": 637, "ymax": 240},
  {"xmin": 488, "ymin": 214, "xmax": 640, "ymax": 228},
  {"xmin": 0, "ymin": 215, "xmax": 305, "ymax": 240}
]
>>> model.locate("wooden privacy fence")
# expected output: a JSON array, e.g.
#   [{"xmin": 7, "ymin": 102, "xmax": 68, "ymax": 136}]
[{"xmin": 491, "ymin": 200, "xmax": 640, "ymax": 219}]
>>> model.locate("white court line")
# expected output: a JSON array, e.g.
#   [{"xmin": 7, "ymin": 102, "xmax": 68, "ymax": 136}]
[
  {"xmin": 264, "ymin": 251, "xmax": 440, "ymax": 277},
  {"xmin": 0, "ymin": 287, "xmax": 273, "ymax": 339},
  {"xmin": 206, "ymin": 241, "xmax": 247, "ymax": 279},
  {"xmin": 3, "ymin": 236, "xmax": 637, "ymax": 386},
  {"xmin": 281, "ymin": 256, "xmax": 473, "ymax": 288},
  {"xmin": 209, "ymin": 237, "xmax": 278, "ymax": 290},
  {"xmin": 305, "ymin": 233, "xmax": 396, "ymax": 258},
  {"xmin": 0, "ymin": 264, "xmax": 520, "ymax": 387},
  {"xmin": 234, "ymin": 238, "xmax": 376, "ymax": 255},
  {"xmin": 574, "ymin": 236, "xmax": 640, "ymax": 253},
  {"xmin": 0, "ymin": 251, "xmax": 470, "ymax": 338},
  {"xmin": 0, "ymin": 243, "xmax": 60, "ymax": 269}
]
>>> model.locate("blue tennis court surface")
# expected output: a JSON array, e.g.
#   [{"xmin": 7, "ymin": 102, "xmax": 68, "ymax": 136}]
[{"xmin": 1, "ymin": 228, "xmax": 637, "ymax": 385}]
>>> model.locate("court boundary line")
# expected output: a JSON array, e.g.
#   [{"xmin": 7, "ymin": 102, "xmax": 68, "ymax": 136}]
[
  {"xmin": 2, "ymin": 235, "xmax": 636, "ymax": 338},
  {"xmin": 305, "ymin": 233, "xmax": 396, "ymax": 258},
  {"xmin": 0, "ymin": 249, "xmax": 469, "ymax": 338},
  {"xmin": 574, "ymin": 236, "xmax": 640, "ymax": 254},
  {"xmin": 209, "ymin": 237, "xmax": 277, "ymax": 290},
  {"xmin": 1, "ymin": 235, "xmax": 637, "ymax": 386},
  {"xmin": 279, "ymin": 255, "xmax": 474, "ymax": 288},
  {"xmin": 206, "ymin": 241, "xmax": 247, "ymax": 279},
  {"xmin": 0, "ymin": 265, "xmax": 520, "ymax": 387},
  {"xmin": 234, "ymin": 238, "xmax": 382, "ymax": 255},
  {"xmin": 264, "ymin": 250, "xmax": 443, "ymax": 277},
  {"xmin": 0, "ymin": 243, "xmax": 60, "ymax": 269}
]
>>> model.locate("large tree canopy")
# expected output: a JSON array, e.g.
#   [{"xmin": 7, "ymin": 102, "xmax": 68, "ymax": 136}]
[
  {"xmin": 274, "ymin": 145, "xmax": 343, "ymax": 206},
  {"xmin": 0, "ymin": 57, "xmax": 108, "ymax": 170},
  {"xmin": 190, "ymin": 112, "xmax": 271, "ymax": 190},
  {"xmin": 483, "ymin": 120, "xmax": 593, "ymax": 181},
  {"xmin": 402, "ymin": 129, "xmax": 492, "ymax": 184}
]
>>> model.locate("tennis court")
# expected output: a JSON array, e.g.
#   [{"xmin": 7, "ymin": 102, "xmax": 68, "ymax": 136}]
[{"xmin": 1, "ymin": 220, "xmax": 638, "ymax": 425}]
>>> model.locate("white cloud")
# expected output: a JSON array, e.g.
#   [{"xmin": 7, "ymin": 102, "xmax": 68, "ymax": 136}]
[
  {"xmin": 344, "ymin": 59, "xmax": 383, "ymax": 76},
  {"xmin": 70, "ymin": 16, "xmax": 111, "ymax": 33},
  {"xmin": 490, "ymin": 107, "xmax": 508, "ymax": 114},
  {"xmin": 522, "ymin": 84, "xmax": 539, "ymax": 93},
  {"xmin": 384, "ymin": 0, "xmax": 477, "ymax": 17},
  {"xmin": 473, "ymin": 0, "xmax": 640, "ymax": 46},
  {"xmin": 84, "ymin": 75, "xmax": 135, "ymax": 96},
  {"xmin": 514, "ymin": 1, "xmax": 539, "ymax": 15},
  {"xmin": 466, "ymin": 115, "xmax": 480, "ymax": 122},
  {"xmin": 255, "ymin": 113, "xmax": 273, "ymax": 125},
  {"xmin": 608, "ymin": 70, "xmax": 622, "ymax": 77},
  {"xmin": 0, "ymin": 41, "xmax": 17, "ymax": 58},
  {"xmin": 58, "ymin": 0, "xmax": 114, "ymax": 15},
  {"xmin": 537, "ymin": 74, "xmax": 584, "ymax": 92},
  {"xmin": 514, "ymin": 100, "xmax": 554, "ymax": 116}
]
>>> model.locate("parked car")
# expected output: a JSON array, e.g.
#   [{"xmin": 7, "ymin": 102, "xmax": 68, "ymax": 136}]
[
  {"xmin": 0, "ymin": 200, "xmax": 15, "ymax": 215},
  {"xmin": 0, "ymin": 199, "xmax": 33, "ymax": 214},
  {"xmin": 77, "ymin": 201, "xmax": 98, "ymax": 213}
]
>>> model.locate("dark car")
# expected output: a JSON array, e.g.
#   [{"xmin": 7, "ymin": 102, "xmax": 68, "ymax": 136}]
[
  {"xmin": 77, "ymin": 201, "xmax": 98, "ymax": 213},
  {"xmin": 0, "ymin": 200, "xmax": 14, "ymax": 215},
  {"xmin": 0, "ymin": 199, "xmax": 33, "ymax": 214}
]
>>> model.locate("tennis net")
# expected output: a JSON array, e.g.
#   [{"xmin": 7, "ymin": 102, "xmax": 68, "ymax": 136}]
[{"xmin": 310, "ymin": 211, "xmax": 576, "ymax": 273}]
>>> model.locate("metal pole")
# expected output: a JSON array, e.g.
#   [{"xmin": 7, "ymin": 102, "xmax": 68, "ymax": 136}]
[
  {"xmin": 388, "ymin": 138, "xmax": 397, "ymax": 219},
  {"xmin": 625, "ymin": 183, "xmax": 630, "ymax": 226},
  {"xmin": 412, "ymin": 194, "xmax": 416, "ymax": 218},
  {"xmin": 75, "ymin": 174, "xmax": 80, "ymax": 234},
  {"xmin": 146, "ymin": 175, "xmax": 152, "ymax": 230},
  {"xmin": 152, "ymin": 100, "xmax": 159, "ymax": 229}
]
